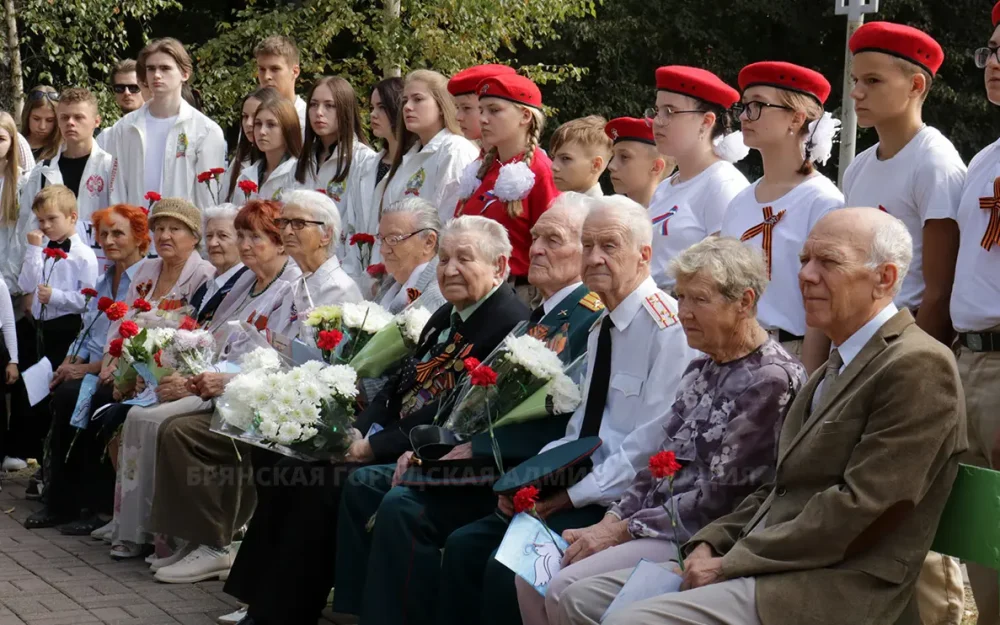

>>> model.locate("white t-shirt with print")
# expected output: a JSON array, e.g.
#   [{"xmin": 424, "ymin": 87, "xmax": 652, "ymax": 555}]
[
  {"xmin": 842, "ymin": 125, "xmax": 966, "ymax": 311},
  {"xmin": 143, "ymin": 111, "xmax": 178, "ymax": 196},
  {"xmin": 649, "ymin": 160, "xmax": 749, "ymax": 290},
  {"xmin": 720, "ymin": 174, "xmax": 844, "ymax": 336}
]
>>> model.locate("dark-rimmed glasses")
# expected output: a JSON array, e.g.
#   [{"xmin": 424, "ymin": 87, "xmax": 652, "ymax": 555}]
[
  {"xmin": 733, "ymin": 101, "xmax": 794, "ymax": 122},
  {"xmin": 377, "ymin": 228, "xmax": 433, "ymax": 246},
  {"xmin": 275, "ymin": 218, "xmax": 325, "ymax": 231}
]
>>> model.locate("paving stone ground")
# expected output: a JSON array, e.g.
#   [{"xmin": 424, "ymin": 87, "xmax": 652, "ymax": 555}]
[{"xmin": 0, "ymin": 472, "xmax": 335, "ymax": 625}]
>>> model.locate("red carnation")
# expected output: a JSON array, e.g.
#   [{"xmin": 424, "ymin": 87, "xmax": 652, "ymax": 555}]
[
  {"xmin": 317, "ymin": 329, "xmax": 344, "ymax": 351},
  {"xmin": 43, "ymin": 247, "xmax": 68, "ymax": 260},
  {"xmin": 350, "ymin": 233, "xmax": 376, "ymax": 246},
  {"xmin": 366, "ymin": 263, "xmax": 386, "ymax": 277},
  {"xmin": 178, "ymin": 316, "xmax": 198, "ymax": 331},
  {"xmin": 238, "ymin": 180, "xmax": 258, "ymax": 195},
  {"xmin": 153, "ymin": 350, "xmax": 163, "ymax": 367},
  {"xmin": 104, "ymin": 301, "xmax": 128, "ymax": 321},
  {"xmin": 132, "ymin": 298, "xmax": 152, "ymax": 312},
  {"xmin": 108, "ymin": 338, "xmax": 124, "ymax": 358},
  {"xmin": 649, "ymin": 450, "xmax": 681, "ymax": 480},
  {"xmin": 210, "ymin": 167, "xmax": 226, "ymax": 176},
  {"xmin": 464, "ymin": 357, "xmax": 481, "ymax": 371},
  {"xmin": 513, "ymin": 485, "xmax": 540, "ymax": 514},
  {"xmin": 118, "ymin": 320, "xmax": 140, "ymax": 339},
  {"xmin": 81, "ymin": 288, "xmax": 99, "ymax": 299},
  {"xmin": 197, "ymin": 171, "xmax": 213, "ymax": 183},
  {"xmin": 468, "ymin": 360, "xmax": 497, "ymax": 387},
  {"xmin": 144, "ymin": 191, "xmax": 161, "ymax": 203},
  {"xmin": 315, "ymin": 188, "xmax": 327, "ymax": 195},
  {"xmin": 97, "ymin": 296, "xmax": 114, "ymax": 312}
]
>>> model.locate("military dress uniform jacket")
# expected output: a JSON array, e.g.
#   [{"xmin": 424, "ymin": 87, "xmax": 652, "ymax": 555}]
[
  {"xmin": 468, "ymin": 283, "xmax": 604, "ymax": 466},
  {"xmin": 688, "ymin": 310, "xmax": 967, "ymax": 625},
  {"xmin": 354, "ymin": 283, "xmax": 530, "ymax": 461}
]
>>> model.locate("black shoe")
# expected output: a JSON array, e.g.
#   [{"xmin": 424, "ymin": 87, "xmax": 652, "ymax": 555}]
[
  {"xmin": 24, "ymin": 508, "xmax": 70, "ymax": 529},
  {"xmin": 56, "ymin": 513, "xmax": 106, "ymax": 536}
]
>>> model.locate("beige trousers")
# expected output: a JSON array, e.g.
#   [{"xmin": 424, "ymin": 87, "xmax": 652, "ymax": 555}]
[
  {"xmin": 556, "ymin": 566, "xmax": 760, "ymax": 625},
  {"xmin": 955, "ymin": 343, "xmax": 1000, "ymax": 625}
]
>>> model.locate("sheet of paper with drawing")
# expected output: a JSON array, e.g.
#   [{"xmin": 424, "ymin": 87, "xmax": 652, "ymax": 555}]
[
  {"xmin": 600, "ymin": 558, "xmax": 682, "ymax": 622},
  {"xmin": 495, "ymin": 512, "xmax": 570, "ymax": 597}
]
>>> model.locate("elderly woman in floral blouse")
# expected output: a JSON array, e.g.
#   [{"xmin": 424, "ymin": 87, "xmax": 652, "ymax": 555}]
[{"xmin": 516, "ymin": 236, "xmax": 808, "ymax": 625}]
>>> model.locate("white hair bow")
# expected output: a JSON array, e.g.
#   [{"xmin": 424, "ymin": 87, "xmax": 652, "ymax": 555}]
[
  {"xmin": 805, "ymin": 112, "xmax": 841, "ymax": 166},
  {"xmin": 712, "ymin": 131, "xmax": 750, "ymax": 163}
]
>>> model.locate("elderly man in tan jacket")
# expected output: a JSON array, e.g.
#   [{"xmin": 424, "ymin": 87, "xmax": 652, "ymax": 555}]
[{"xmin": 558, "ymin": 207, "xmax": 967, "ymax": 625}]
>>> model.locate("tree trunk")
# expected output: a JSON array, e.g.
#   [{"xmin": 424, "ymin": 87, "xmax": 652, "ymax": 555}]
[
  {"xmin": 383, "ymin": 0, "xmax": 401, "ymax": 78},
  {"xmin": 4, "ymin": 0, "xmax": 22, "ymax": 121}
]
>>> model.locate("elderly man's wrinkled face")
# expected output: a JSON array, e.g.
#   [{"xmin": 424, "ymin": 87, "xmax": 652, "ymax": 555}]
[
  {"xmin": 279, "ymin": 204, "xmax": 329, "ymax": 258},
  {"xmin": 437, "ymin": 232, "xmax": 503, "ymax": 310},
  {"xmin": 581, "ymin": 209, "xmax": 648, "ymax": 298},
  {"xmin": 676, "ymin": 271, "xmax": 746, "ymax": 354},
  {"xmin": 528, "ymin": 210, "xmax": 583, "ymax": 295},
  {"xmin": 798, "ymin": 217, "xmax": 880, "ymax": 335},
  {"xmin": 379, "ymin": 211, "xmax": 436, "ymax": 283}
]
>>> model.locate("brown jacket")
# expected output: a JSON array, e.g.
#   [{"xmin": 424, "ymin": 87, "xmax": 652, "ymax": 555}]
[{"xmin": 688, "ymin": 310, "xmax": 967, "ymax": 625}]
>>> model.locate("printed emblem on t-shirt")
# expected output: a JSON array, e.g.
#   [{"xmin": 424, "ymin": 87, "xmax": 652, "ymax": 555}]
[
  {"xmin": 176, "ymin": 133, "xmax": 189, "ymax": 158},
  {"xmin": 405, "ymin": 168, "xmax": 426, "ymax": 196},
  {"xmin": 651, "ymin": 206, "xmax": 679, "ymax": 236},
  {"xmin": 327, "ymin": 180, "xmax": 346, "ymax": 203},
  {"xmin": 85, "ymin": 175, "xmax": 104, "ymax": 196}
]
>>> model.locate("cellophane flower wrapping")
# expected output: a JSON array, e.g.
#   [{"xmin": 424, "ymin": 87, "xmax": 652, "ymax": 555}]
[
  {"xmin": 491, "ymin": 354, "xmax": 587, "ymax": 428},
  {"xmin": 440, "ymin": 322, "xmax": 576, "ymax": 438},
  {"xmin": 160, "ymin": 330, "xmax": 216, "ymax": 376},
  {"xmin": 211, "ymin": 346, "xmax": 361, "ymax": 461},
  {"xmin": 349, "ymin": 304, "xmax": 432, "ymax": 379},
  {"xmin": 115, "ymin": 327, "xmax": 177, "ymax": 389}
]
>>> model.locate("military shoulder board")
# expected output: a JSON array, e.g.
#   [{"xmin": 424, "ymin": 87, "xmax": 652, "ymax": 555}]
[
  {"xmin": 642, "ymin": 292, "xmax": 678, "ymax": 330},
  {"xmin": 579, "ymin": 292, "xmax": 605, "ymax": 312}
]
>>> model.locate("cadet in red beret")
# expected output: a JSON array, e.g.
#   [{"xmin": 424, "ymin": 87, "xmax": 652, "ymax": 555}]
[
  {"xmin": 448, "ymin": 64, "xmax": 517, "ymax": 144},
  {"xmin": 604, "ymin": 117, "xmax": 673, "ymax": 207},
  {"xmin": 948, "ymin": 7, "xmax": 1000, "ymax": 624},
  {"xmin": 844, "ymin": 22, "xmax": 966, "ymax": 355},
  {"xmin": 644, "ymin": 65, "xmax": 749, "ymax": 291},
  {"xmin": 455, "ymin": 74, "xmax": 559, "ymax": 298}
]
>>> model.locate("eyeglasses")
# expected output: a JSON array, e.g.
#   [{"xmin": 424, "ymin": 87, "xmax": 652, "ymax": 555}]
[
  {"xmin": 377, "ymin": 228, "xmax": 433, "ymax": 247},
  {"xmin": 732, "ymin": 101, "xmax": 794, "ymax": 122},
  {"xmin": 112, "ymin": 84, "xmax": 142, "ymax": 94},
  {"xmin": 975, "ymin": 46, "xmax": 1000, "ymax": 69},
  {"xmin": 643, "ymin": 106, "xmax": 704, "ymax": 126},
  {"xmin": 275, "ymin": 218, "xmax": 325, "ymax": 231},
  {"xmin": 28, "ymin": 90, "xmax": 59, "ymax": 102}
]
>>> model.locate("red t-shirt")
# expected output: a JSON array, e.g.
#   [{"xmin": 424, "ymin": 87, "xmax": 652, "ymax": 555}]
[{"xmin": 456, "ymin": 149, "xmax": 560, "ymax": 277}]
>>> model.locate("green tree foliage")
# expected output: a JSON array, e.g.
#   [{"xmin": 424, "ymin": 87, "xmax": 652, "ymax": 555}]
[
  {"xmin": 193, "ymin": 0, "xmax": 597, "ymax": 128},
  {"xmin": 13, "ymin": 0, "xmax": 179, "ymax": 123},
  {"xmin": 524, "ymin": 0, "xmax": 1000, "ymax": 176}
]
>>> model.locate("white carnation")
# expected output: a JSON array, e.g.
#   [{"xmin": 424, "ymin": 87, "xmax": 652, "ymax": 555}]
[
  {"xmin": 493, "ymin": 161, "xmax": 535, "ymax": 202},
  {"xmin": 549, "ymin": 373, "xmax": 583, "ymax": 414},
  {"xmin": 342, "ymin": 302, "xmax": 394, "ymax": 334},
  {"xmin": 504, "ymin": 334, "xmax": 565, "ymax": 380},
  {"xmin": 277, "ymin": 421, "xmax": 303, "ymax": 444},
  {"xmin": 457, "ymin": 160, "xmax": 482, "ymax": 200},
  {"xmin": 258, "ymin": 419, "xmax": 279, "ymax": 439},
  {"xmin": 398, "ymin": 306, "xmax": 432, "ymax": 345}
]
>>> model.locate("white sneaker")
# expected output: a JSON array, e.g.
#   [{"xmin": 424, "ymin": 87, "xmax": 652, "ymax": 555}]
[
  {"xmin": 90, "ymin": 520, "xmax": 115, "ymax": 543},
  {"xmin": 153, "ymin": 545, "xmax": 232, "ymax": 583},
  {"xmin": 149, "ymin": 542, "xmax": 194, "ymax": 572},
  {"xmin": 2, "ymin": 457, "xmax": 27, "ymax": 471},
  {"xmin": 217, "ymin": 607, "xmax": 247, "ymax": 624}
]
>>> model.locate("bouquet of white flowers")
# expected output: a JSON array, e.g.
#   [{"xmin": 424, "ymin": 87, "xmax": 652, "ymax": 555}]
[
  {"xmin": 440, "ymin": 322, "xmax": 576, "ymax": 438},
  {"xmin": 211, "ymin": 347, "xmax": 360, "ymax": 461},
  {"xmin": 349, "ymin": 305, "xmax": 433, "ymax": 378},
  {"xmin": 302, "ymin": 302, "xmax": 393, "ymax": 363},
  {"xmin": 491, "ymin": 354, "xmax": 587, "ymax": 428},
  {"xmin": 111, "ymin": 323, "xmax": 177, "ymax": 389},
  {"xmin": 159, "ymin": 329, "xmax": 215, "ymax": 376}
]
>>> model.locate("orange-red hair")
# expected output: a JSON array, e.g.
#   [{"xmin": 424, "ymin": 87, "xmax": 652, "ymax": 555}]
[
  {"xmin": 235, "ymin": 199, "xmax": 283, "ymax": 246},
  {"xmin": 92, "ymin": 204, "xmax": 151, "ymax": 254}
]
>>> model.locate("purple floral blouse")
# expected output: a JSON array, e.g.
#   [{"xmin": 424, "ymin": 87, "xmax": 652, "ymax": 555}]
[{"xmin": 607, "ymin": 339, "xmax": 806, "ymax": 543}]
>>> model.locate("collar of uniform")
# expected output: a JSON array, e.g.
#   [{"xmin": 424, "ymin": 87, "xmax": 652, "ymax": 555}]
[
  {"xmin": 416, "ymin": 127, "xmax": 454, "ymax": 155},
  {"xmin": 543, "ymin": 281, "xmax": 583, "ymax": 315},
  {"xmin": 66, "ymin": 233, "xmax": 83, "ymax": 250},
  {"xmin": 214, "ymin": 263, "xmax": 245, "ymax": 288},
  {"xmin": 453, "ymin": 283, "xmax": 501, "ymax": 323},
  {"xmin": 607, "ymin": 276, "xmax": 658, "ymax": 332},
  {"xmin": 835, "ymin": 302, "xmax": 898, "ymax": 371}
]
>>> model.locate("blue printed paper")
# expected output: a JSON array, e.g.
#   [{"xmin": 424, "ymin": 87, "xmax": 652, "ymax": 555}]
[
  {"xmin": 291, "ymin": 339, "xmax": 324, "ymax": 365},
  {"xmin": 495, "ymin": 513, "xmax": 569, "ymax": 596},
  {"xmin": 600, "ymin": 559, "xmax": 683, "ymax": 622},
  {"xmin": 123, "ymin": 363, "xmax": 159, "ymax": 407},
  {"xmin": 69, "ymin": 374, "xmax": 100, "ymax": 429}
]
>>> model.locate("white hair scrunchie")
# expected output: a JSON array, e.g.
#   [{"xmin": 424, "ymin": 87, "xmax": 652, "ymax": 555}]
[
  {"xmin": 805, "ymin": 112, "xmax": 841, "ymax": 166},
  {"xmin": 712, "ymin": 131, "xmax": 750, "ymax": 163}
]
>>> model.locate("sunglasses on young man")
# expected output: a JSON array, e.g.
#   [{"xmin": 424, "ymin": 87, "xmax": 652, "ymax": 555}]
[{"xmin": 113, "ymin": 84, "xmax": 142, "ymax": 95}]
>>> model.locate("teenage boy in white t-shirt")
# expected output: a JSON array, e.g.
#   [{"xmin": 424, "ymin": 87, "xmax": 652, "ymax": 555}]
[
  {"xmin": 254, "ymin": 36, "xmax": 306, "ymax": 132},
  {"xmin": 108, "ymin": 38, "xmax": 226, "ymax": 209},
  {"xmin": 843, "ymin": 22, "xmax": 966, "ymax": 346},
  {"xmin": 603, "ymin": 117, "xmax": 672, "ymax": 208}
]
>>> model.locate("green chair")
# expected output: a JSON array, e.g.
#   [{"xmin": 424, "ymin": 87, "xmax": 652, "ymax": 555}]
[{"xmin": 932, "ymin": 463, "xmax": 1000, "ymax": 569}]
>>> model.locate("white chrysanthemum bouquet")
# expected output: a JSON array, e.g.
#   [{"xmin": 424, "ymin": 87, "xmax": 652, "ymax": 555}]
[
  {"xmin": 349, "ymin": 305, "xmax": 433, "ymax": 378},
  {"xmin": 212, "ymin": 347, "xmax": 360, "ymax": 461},
  {"xmin": 159, "ymin": 329, "xmax": 215, "ymax": 376}
]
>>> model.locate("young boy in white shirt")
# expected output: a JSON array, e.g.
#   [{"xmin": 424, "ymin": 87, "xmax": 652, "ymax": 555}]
[
  {"xmin": 604, "ymin": 117, "xmax": 672, "ymax": 207},
  {"xmin": 11, "ymin": 185, "xmax": 97, "ymax": 467},
  {"xmin": 548, "ymin": 116, "xmax": 611, "ymax": 198},
  {"xmin": 255, "ymin": 35, "xmax": 306, "ymax": 131}
]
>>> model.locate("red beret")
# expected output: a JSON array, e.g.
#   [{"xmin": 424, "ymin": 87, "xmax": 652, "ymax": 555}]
[
  {"xmin": 604, "ymin": 117, "xmax": 655, "ymax": 145},
  {"xmin": 477, "ymin": 74, "xmax": 542, "ymax": 109},
  {"xmin": 738, "ymin": 61, "xmax": 832, "ymax": 105},
  {"xmin": 448, "ymin": 64, "xmax": 517, "ymax": 97},
  {"xmin": 655, "ymin": 66, "xmax": 740, "ymax": 109},
  {"xmin": 994, "ymin": 1, "xmax": 1000, "ymax": 27},
  {"xmin": 849, "ymin": 22, "xmax": 944, "ymax": 77}
]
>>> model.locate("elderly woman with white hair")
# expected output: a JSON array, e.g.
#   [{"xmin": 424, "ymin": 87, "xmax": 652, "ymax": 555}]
[
  {"xmin": 374, "ymin": 197, "xmax": 445, "ymax": 313},
  {"xmin": 221, "ymin": 215, "xmax": 531, "ymax": 625},
  {"xmin": 518, "ymin": 236, "xmax": 808, "ymax": 625},
  {"xmin": 188, "ymin": 203, "xmax": 248, "ymax": 324}
]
